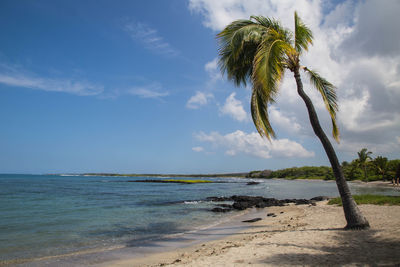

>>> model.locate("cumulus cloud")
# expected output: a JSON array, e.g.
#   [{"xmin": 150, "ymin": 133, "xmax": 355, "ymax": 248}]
[
  {"xmin": 124, "ymin": 21, "xmax": 178, "ymax": 56},
  {"xmin": 220, "ymin": 93, "xmax": 248, "ymax": 122},
  {"xmin": 189, "ymin": 0, "xmax": 400, "ymax": 156},
  {"xmin": 195, "ymin": 130, "xmax": 314, "ymax": 159},
  {"xmin": 186, "ymin": 91, "xmax": 214, "ymax": 109},
  {"xmin": 269, "ymin": 106, "xmax": 302, "ymax": 133},
  {"xmin": 0, "ymin": 66, "xmax": 103, "ymax": 96},
  {"xmin": 339, "ymin": 0, "xmax": 400, "ymax": 57}
]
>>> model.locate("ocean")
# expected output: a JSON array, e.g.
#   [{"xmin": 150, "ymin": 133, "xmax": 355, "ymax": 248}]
[{"xmin": 1, "ymin": 174, "xmax": 398, "ymax": 265}]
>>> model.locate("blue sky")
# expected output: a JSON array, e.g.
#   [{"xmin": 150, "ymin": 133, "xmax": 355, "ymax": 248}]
[{"xmin": 1, "ymin": 0, "xmax": 399, "ymax": 174}]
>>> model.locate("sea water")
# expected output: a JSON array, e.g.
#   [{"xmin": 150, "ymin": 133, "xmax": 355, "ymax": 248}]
[{"xmin": 0, "ymin": 174, "xmax": 398, "ymax": 264}]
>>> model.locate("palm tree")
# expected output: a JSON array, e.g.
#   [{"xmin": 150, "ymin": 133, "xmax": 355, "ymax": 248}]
[
  {"xmin": 217, "ymin": 12, "xmax": 369, "ymax": 229},
  {"xmin": 357, "ymin": 148, "xmax": 372, "ymax": 182},
  {"xmin": 374, "ymin": 156, "xmax": 388, "ymax": 181}
]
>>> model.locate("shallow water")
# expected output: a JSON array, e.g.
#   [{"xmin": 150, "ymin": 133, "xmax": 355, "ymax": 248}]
[{"xmin": 0, "ymin": 174, "xmax": 398, "ymax": 263}]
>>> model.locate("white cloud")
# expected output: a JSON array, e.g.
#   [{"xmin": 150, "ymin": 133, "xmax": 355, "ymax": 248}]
[
  {"xmin": 124, "ymin": 22, "xmax": 178, "ymax": 56},
  {"xmin": 204, "ymin": 57, "xmax": 221, "ymax": 82},
  {"xmin": 188, "ymin": 0, "xmax": 321, "ymax": 32},
  {"xmin": 269, "ymin": 106, "xmax": 301, "ymax": 133},
  {"xmin": 189, "ymin": 0, "xmax": 400, "ymax": 156},
  {"xmin": 128, "ymin": 83, "xmax": 169, "ymax": 99},
  {"xmin": 186, "ymin": 91, "xmax": 214, "ymax": 109},
  {"xmin": 0, "ymin": 69, "xmax": 103, "ymax": 96},
  {"xmin": 220, "ymin": 92, "xmax": 248, "ymax": 122},
  {"xmin": 195, "ymin": 130, "xmax": 314, "ymax": 159},
  {"xmin": 339, "ymin": 0, "xmax": 400, "ymax": 57},
  {"xmin": 192, "ymin": 146, "xmax": 204, "ymax": 152}
]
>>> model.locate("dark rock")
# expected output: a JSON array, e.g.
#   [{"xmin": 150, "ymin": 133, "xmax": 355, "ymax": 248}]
[
  {"xmin": 267, "ymin": 213, "xmax": 275, "ymax": 217},
  {"xmin": 294, "ymin": 199, "xmax": 311, "ymax": 205},
  {"xmin": 246, "ymin": 182, "xmax": 260, "ymax": 185},
  {"xmin": 209, "ymin": 195, "xmax": 326, "ymax": 212},
  {"xmin": 310, "ymin": 196, "xmax": 330, "ymax": 201},
  {"xmin": 242, "ymin": 218, "xmax": 262, "ymax": 223},
  {"xmin": 233, "ymin": 201, "xmax": 251, "ymax": 210},
  {"xmin": 211, "ymin": 207, "xmax": 232, "ymax": 213},
  {"xmin": 206, "ymin": 196, "xmax": 233, "ymax": 202}
]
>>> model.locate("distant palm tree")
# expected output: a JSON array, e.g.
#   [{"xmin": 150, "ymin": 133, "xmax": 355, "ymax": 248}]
[
  {"xmin": 374, "ymin": 156, "xmax": 388, "ymax": 181},
  {"xmin": 357, "ymin": 148, "xmax": 372, "ymax": 182},
  {"xmin": 217, "ymin": 12, "xmax": 369, "ymax": 229}
]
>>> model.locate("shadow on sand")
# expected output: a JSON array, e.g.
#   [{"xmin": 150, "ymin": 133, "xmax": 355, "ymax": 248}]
[{"xmin": 257, "ymin": 228, "xmax": 400, "ymax": 266}]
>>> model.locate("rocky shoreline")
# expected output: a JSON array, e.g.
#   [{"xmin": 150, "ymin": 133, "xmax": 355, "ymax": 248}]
[{"xmin": 207, "ymin": 195, "xmax": 330, "ymax": 212}]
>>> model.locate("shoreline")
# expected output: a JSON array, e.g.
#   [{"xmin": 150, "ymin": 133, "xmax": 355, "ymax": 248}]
[
  {"xmin": 104, "ymin": 201, "xmax": 400, "ymax": 267},
  {"xmin": 2, "ymin": 179, "xmax": 399, "ymax": 266},
  {"xmin": 5, "ymin": 208, "xmax": 263, "ymax": 267}
]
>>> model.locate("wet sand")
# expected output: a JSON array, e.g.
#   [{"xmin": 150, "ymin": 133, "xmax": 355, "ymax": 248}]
[{"xmin": 106, "ymin": 201, "xmax": 400, "ymax": 267}]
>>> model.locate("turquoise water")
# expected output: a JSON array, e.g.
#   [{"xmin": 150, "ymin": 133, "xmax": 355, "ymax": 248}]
[{"xmin": 0, "ymin": 174, "xmax": 398, "ymax": 263}]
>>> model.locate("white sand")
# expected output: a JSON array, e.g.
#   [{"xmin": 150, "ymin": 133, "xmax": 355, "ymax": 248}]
[{"xmin": 108, "ymin": 201, "xmax": 400, "ymax": 267}]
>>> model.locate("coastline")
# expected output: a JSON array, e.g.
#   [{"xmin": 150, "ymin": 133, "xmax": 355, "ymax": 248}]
[
  {"xmin": 104, "ymin": 201, "xmax": 400, "ymax": 267},
  {"xmin": 4, "ymin": 208, "xmax": 262, "ymax": 267},
  {"xmin": 2, "ymin": 177, "xmax": 399, "ymax": 267}
]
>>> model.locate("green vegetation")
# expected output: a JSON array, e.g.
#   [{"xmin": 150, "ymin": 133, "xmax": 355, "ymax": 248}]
[
  {"xmin": 271, "ymin": 166, "xmax": 334, "ymax": 180},
  {"xmin": 248, "ymin": 151, "xmax": 399, "ymax": 182},
  {"xmin": 356, "ymin": 148, "xmax": 373, "ymax": 182},
  {"xmin": 247, "ymin": 166, "xmax": 333, "ymax": 180},
  {"xmin": 328, "ymin": 195, "xmax": 400, "ymax": 206},
  {"xmin": 342, "ymin": 157, "xmax": 400, "ymax": 182},
  {"xmin": 79, "ymin": 149, "xmax": 399, "ymax": 183}
]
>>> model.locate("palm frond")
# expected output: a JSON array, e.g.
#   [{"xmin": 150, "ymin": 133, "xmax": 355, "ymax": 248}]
[
  {"xmin": 251, "ymin": 87, "xmax": 275, "ymax": 140},
  {"xmin": 251, "ymin": 15, "xmax": 294, "ymax": 45},
  {"xmin": 294, "ymin": 11, "xmax": 313, "ymax": 53},
  {"xmin": 252, "ymin": 28, "xmax": 292, "ymax": 100},
  {"xmin": 217, "ymin": 20, "xmax": 263, "ymax": 87},
  {"xmin": 230, "ymin": 24, "xmax": 266, "ymax": 59},
  {"xmin": 304, "ymin": 67, "xmax": 339, "ymax": 141}
]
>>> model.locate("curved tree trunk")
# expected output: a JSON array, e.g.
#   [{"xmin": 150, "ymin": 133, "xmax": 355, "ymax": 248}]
[{"xmin": 293, "ymin": 68, "xmax": 369, "ymax": 229}]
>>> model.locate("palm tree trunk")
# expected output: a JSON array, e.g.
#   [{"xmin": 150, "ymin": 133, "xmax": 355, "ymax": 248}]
[{"xmin": 294, "ymin": 68, "xmax": 369, "ymax": 229}]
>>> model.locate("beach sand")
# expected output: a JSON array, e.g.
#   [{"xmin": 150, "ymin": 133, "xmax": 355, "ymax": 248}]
[{"xmin": 107, "ymin": 201, "xmax": 400, "ymax": 267}]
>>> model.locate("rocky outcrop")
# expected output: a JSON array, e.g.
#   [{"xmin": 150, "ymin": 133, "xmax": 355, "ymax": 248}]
[
  {"xmin": 209, "ymin": 195, "xmax": 329, "ymax": 212},
  {"xmin": 246, "ymin": 182, "xmax": 260, "ymax": 185}
]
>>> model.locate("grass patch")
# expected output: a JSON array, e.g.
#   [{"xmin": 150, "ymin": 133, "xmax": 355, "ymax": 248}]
[{"xmin": 328, "ymin": 194, "xmax": 400, "ymax": 206}]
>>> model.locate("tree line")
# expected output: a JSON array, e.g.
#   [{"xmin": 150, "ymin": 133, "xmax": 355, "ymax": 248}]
[{"xmin": 248, "ymin": 148, "xmax": 399, "ymax": 182}]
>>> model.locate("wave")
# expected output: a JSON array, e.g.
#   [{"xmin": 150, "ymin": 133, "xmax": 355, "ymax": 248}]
[{"xmin": 183, "ymin": 200, "xmax": 203, "ymax": 205}]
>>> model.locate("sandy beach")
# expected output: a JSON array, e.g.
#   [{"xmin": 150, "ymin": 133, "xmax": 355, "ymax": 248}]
[{"xmin": 107, "ymin": 201, "xmax": 400, "ymax": 267}]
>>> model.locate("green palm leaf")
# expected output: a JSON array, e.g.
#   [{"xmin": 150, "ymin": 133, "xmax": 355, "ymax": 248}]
[
  {"xmin": 304, "ymin": 68, "xmax": 339, "ymax": 141},
  {"xmin": 252, "ymin": 28, "xmax": 293, "ymax": 101},
  {"xmin": 294, "ymin": 11, "xmax": 313, "ymax": 53},
  {"xmin": 217, "ymin": 20, "xmax": 262, "ymax": 86},
  {"xmin": 251, "ymin": 87, "xmax": 275, "ymax": 139}
]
